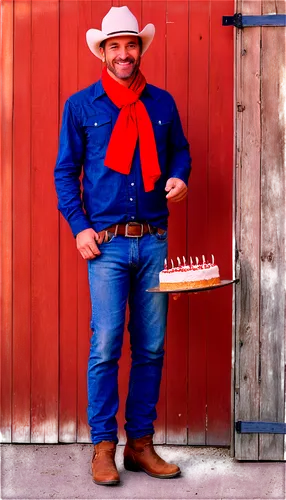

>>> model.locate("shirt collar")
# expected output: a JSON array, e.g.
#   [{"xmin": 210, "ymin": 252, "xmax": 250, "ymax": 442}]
[
  {"xmin": 91, "ymin": 79, "xmax": 160, "ymax": 102},
  {"xmin": 142, "ymin": 84, "xmax": 160, "ymax": 100}
]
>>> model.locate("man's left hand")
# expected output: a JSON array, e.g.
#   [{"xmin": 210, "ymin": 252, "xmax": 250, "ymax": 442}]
[{"xmin": 165, "ymin": 178, "xmax": 188, "ymax": 202}]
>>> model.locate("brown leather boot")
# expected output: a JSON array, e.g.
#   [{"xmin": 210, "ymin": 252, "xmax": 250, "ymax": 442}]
[
  {"xmin": 124, "ymin": 435, "xmax": 181, "ymax": 479},
  {"xmin": 91, "ymin": 441, "xmax": 120, "ymax": 485}
]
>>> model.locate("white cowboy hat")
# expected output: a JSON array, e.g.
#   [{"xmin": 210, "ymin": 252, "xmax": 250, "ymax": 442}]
[{"xmin": 86, "ymin": 6, "xmax": 155, "ymax": 59}]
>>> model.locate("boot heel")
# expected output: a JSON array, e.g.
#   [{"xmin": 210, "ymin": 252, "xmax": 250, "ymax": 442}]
[{"xmin": 124, "ymin": 456, "xmax": 141, "ymax": 472}]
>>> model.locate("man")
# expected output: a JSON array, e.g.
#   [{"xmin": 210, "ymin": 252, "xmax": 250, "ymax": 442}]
[{"xmin": 54, "ymin": 6, "xmax": 191, "ymax": 486}]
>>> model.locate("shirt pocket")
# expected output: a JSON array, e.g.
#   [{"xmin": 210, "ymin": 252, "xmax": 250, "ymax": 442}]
[
  {"xmin": 151, "ymin": 118, "xmax": 171, "ymax": 151},
  {"xmin": 84, "ymin": 113, "xmax": 112, "ymax": 158}
]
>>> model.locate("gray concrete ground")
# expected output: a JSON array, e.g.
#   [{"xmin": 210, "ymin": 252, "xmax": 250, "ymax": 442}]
[{"xmin": 1, "ymin": 444, "xmax": 285, "ymax": 500}]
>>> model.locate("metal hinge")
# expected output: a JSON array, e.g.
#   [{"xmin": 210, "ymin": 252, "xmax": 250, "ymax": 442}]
[
  {"xmin": 223, "ymin": 13, "xmax": 286, "ymax": 28},
  {"xmin": 236, "ymin": 421, "xmax": 286, "ymax": 434}
]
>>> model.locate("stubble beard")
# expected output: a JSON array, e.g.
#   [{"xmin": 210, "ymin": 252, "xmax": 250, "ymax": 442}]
[{"xmin": 106, "ymin": 57, "xmax": 141, "ymax": 81}]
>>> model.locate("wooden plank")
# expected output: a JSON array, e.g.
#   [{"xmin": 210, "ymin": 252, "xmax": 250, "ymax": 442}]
[
  {"xmin": 187, "ymin": 0, "xmax": 210, "ymax": 446},
  {"xmin": 76, "ymin": 260, "xmax": 91, "ymax": 443},
  {"xmin": 234, "ymin": 0, "xmax": 261, "ymax": 461},
  {"xmin": 165, "ymin": 0, "xmax": 189, "ymax": 445},
  {"xmin": 0, "ymin": 0, "xmax": 13, "ymax": 443},
  {"xmin": 76, "ymin": 0, "xmax": 93, "ymax": 443},
  {"xmin": 31, "ymin": 0, "xmax": 59, "ymax": 443},
  {"xmin": 259, "ymin": 0, "xmax": 285, "ymax": 461},
  {"xmin": 207, "ymin": 0, "xmax": 234, "ymax": 446},
  {"xmin": 77, "ymin": 0, "xmax": 95, "ymax": 90},
  {"xmin": 58, "ymin": 0, "xmax": 79, "ymax": 443},
  {"xmin": 12, "ymin": 0, "xmax": 32, "ymax": 443},
  {"xmin": 141, "ymin": 0, "xmax": 167, "ymax": 445},
  {"xmin": 141, "ymin": 0, "xmax": 165, "ymax": 90}
]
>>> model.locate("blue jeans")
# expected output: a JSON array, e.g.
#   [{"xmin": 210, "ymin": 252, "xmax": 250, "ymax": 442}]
[{"xmin": 87, "ymin": 230, "xmax": 168, "ymax": 444}]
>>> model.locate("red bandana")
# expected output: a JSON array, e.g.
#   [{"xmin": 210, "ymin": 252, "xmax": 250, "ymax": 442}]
[{"xmin": 101, "ymin": 66, "xmax": 161, "ymax": 192}]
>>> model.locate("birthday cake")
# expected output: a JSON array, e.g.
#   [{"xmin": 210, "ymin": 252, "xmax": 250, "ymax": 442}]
[{"xmin": 159, "ymin": 255, "xmax": 220, "ymax": 290}]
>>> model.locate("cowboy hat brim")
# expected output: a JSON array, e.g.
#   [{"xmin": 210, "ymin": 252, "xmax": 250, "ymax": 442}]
[{"xmin": 86, "ymin": 23, "xmax": 155, "ymax": 59}]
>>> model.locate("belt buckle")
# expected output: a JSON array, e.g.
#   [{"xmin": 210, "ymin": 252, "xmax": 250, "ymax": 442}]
[{"xmin": 125, "ymin": 222, "xmax": 144, "ymax": 238}]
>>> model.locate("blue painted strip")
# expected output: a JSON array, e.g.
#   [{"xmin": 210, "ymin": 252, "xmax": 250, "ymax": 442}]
[
  {"xmin": 223, "ymin": 14, "xmax": 286, "ymax": 28},
  {"xmin": 243, "ymin": 14, "xmax": 286, "ymax": 27},
  {"xmin": 236, "ymin": 421, "xmax": 286, "ymax": 434}
]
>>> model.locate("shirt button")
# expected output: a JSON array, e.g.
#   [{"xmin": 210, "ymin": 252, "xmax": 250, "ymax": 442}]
[
  {"xmin": 94, "ymin": 122, "xmax": 98, "ymax": 126},
  {"xmin": 131, "ymin": 216, "xmax": 135, "ymax": 220},
  {"xmin": 130, "ymin": 198, "xmax": 133, "ymax": 201},
  {"xmin": 131, "ymin": 182, "xmax": 135, "ymax": 186},
  {"xmin": 158, "ymin": 120, "xmax": 162, "ymax": 125}
]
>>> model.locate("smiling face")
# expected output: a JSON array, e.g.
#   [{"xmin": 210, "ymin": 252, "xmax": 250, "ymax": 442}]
[{"xmin": 100, "ymin": 35, "xmax": 142, "ymax": 86}]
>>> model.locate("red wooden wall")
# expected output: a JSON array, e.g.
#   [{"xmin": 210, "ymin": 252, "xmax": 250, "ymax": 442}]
[{"xmin": 1, "ymin": 0, "xmax": 234, "ymax": 444}]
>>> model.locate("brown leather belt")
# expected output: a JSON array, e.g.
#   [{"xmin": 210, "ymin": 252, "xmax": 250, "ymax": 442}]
[{"xmin": 105, "ymin": 222, "xmax": 164, "ymax": 238}]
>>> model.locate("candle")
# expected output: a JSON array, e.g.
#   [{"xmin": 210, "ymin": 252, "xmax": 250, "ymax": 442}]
[
  {"xmin": 164, "ymin": 258, "xmax": 167, "ymax": 269},
  {"xmin": 171, "ymin": 259, "xmax": 174, "ymax": 268},
  {"xmin": 177, "ymin": 257, "xmax": 181, "ymax": 266},
  {"xmin": 211, "ymin": 254, "xmax": 214, "ymax": 265}
]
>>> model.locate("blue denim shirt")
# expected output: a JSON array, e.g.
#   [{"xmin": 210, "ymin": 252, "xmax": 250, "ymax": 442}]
[{"xmin": 54, "ymin": 79, "xmax": 191, "ymax": 237}]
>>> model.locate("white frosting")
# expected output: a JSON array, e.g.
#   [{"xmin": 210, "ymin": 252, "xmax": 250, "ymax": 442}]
[{"xmin": 159, "ymin": 265, "xmax": 219, "ymax": 284}]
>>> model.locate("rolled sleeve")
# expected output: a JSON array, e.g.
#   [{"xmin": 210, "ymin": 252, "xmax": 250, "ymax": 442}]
[{"xmin": 54, "ymin": 99, "xmax": 91, "ymax": 237}]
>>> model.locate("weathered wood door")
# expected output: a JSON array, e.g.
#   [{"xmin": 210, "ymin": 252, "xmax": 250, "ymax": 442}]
[
  {"xmin": 234, "ymin": 0, "xmax": 286, "ymax": 460},
  {"xmin": 1, "ymin": 0, "xmax": 234, "ymax": 444}
]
